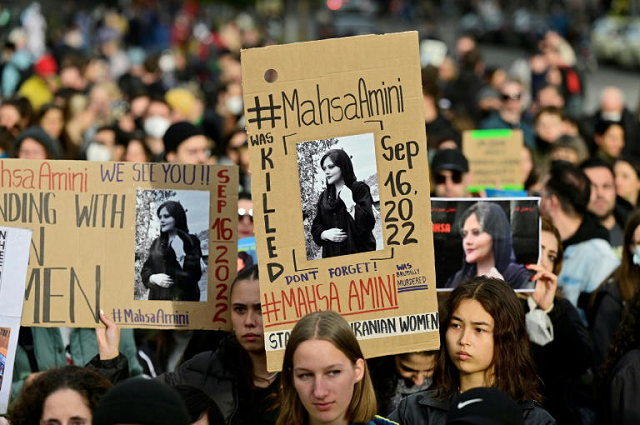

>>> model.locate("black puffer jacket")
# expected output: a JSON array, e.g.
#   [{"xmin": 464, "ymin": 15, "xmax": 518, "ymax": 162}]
[
  {"xmin": 388, "ymin": 389, "xmax": 556, "ymax": 425},
  {"xmin": 161, "ymin": 337, "xmax": 279, "ymax": 425}
]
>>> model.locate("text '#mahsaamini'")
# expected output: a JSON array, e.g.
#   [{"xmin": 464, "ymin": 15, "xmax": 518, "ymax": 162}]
[{"xmin": 247, "ymin": 77, "xmax": 405, "ymax": 131}]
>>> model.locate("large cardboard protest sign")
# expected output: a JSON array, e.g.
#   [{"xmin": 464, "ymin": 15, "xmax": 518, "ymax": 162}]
[
  {"xmin": 0, "ymin": 160, "xmax": 237, "ymax": 329},
  {"xmin": 0, "ymin": 226, "xmax": 32, "ymax": 413},
  {"xmin": 462, "ymin": 129, "xmax": 524, "ymax": 193},
  {"xmin": 242, "ymin": 32, "xmax": 439, "ymax": 370},
  {"xmin": 431, "ymin": 197, "xmax": 540, "ymax": 291}
]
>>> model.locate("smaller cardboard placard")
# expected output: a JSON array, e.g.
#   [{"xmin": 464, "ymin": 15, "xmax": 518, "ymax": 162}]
[
  {"xmin": 431, "ymin": 198, "xmax": 540, "ymax": 291},
  {"xmin": 0, "ymin": 226, "xmax": 32, "ymax": 414},
  {"xmin": 463, "ymin": 129, "xmax": 524, "ymax": 193},
  {"xmin": 0, "ymin": 160, "xmax": 237, "ymax": 329}
]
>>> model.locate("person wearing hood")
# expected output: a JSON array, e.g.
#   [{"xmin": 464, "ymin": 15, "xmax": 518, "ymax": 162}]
[
  {"xmin": 13, "ymin": 126, "xmax": 64, "ymax": 159},
  {"xmin": 539, "ymin": 161, "xmax": 619, "ymax": 316},
  {"xmin": 445, "ymin": 202, "xmax": 534, "ymax": 290}
]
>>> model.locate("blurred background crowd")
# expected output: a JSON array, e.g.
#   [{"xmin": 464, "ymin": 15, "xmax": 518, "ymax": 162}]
[{"xmin": 2, "ymin": 0, "xmax": 640, "ymax": 424}]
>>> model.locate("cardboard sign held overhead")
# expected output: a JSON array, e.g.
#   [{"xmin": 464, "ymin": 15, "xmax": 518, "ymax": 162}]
[
  {"xmin": 0, "ymin": 226, "xmax": 32, "ymax": 413},
  {"xmin": 463, "ymin": 129, "xmax": 524, "ymax": 193},
  {"xmin": 0, "ymin": 160, "xmax": 237, "ymax": 329},
  {"xmin": 242, "ymin": 32, "xmax": 440, "ymax": 371}
]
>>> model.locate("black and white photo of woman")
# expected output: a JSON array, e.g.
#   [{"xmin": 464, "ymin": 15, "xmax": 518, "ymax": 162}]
[
  {"xmin": 141, "ymin": 201, "xmax": 203, "ymax": 301},
  {"xmin": 311, "ymin": 149, "xmax": 376, "ymax": 258}
]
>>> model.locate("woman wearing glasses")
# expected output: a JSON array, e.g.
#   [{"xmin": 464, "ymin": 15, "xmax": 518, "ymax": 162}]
[{"xmin": 311, "ymin": 149, "xmax": 376, "ymax": 258}]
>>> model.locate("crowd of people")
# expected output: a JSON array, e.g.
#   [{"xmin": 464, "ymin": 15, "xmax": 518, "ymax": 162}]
[{"xmin": 1, "ymin": 1, "xmax": 640, "ymax": 424}]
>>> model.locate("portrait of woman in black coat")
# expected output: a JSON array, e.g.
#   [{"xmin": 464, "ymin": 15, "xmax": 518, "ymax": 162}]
[
  {"xmin": 311, "ymin": 149, "xmax": 377, "ymax": 258},
  {"xmin": 141, "ymin": 200, "xmax": 203, "ymax": 301}
]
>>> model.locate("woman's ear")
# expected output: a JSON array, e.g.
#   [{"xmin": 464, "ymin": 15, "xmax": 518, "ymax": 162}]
[{"xmin": 353, "ymin": 358, "xmax": 365, "ymax": 383}]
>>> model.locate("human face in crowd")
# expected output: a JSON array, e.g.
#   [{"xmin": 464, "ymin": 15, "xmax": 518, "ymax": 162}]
[
  {"xmin": 521, "ymin": 147, "xmax": 533, "ymax": 184},
  {"xmin": 226, "ymin": 131, "xmax": 249, "ymax": 169},
  {"xmin": 18, "ymin": 138, "xmax": 47, "ymax": 159},
  {"xmin": 40, "ymin": 388, "xmax": 92, "ymax": 425},
  {"xmin": 433, "ymin": 169, "xmax": 467, "ymax": 198},
  {"xmin": 231, "ymin": 279, "xmax": 264, "ymax": 353},
  {"xmin": 172, "ymin": 135, "xmax": 210, "ymax": 165},
  {"xmin": 292, "ymin": 339, "xmax": 365, "ymax": 425},
  {"xmin": 158, "ymin": 207, "xmax": 176, "ymax": 233},
  {"xmin": 146, "ymin": 101, "xmax": 172, "ymax": 120},
  {"xmin": 537, "ymin": 86, "xmax": 564, "ymax": 109},
  {"xmin": 462, "ymin": 213, "xmax": 493, "ymax": 265},
  {"xmin": 322, "ymin": 157, "xmax": 343, "ymax": 186},
  {"xmin": 540, "ymin": 230, "xmax": 559, "ymax": 273},
  {"xmin": 597, "ymin": 124, "xmax": 625, "ymax": 158},
  {"xmin": 124, "ymin": 139, "xmax": 149, "ymax": 163},
  {"xmin": 40, "ymin": 108, "xmax": 65, "ymax": 140},
  {"xmin": 584, "ymin": 166, "xmax": 616, "ymax": 221},
  {"xmin": 614, "ymin": 160, "xmax": 640, "ymax": 204},
  {"xmin": 535, "ymin": 111, "xmax": 564, "ymax": 143},
  {"xmin": 0, "ymin": 104, "xmax": 20, "ymax": 131},
  {"xmin": 500, "ymin": 81, "xmax": 523, "ymax": 114},
  {"xmin": 550, "ymin": 147, "xmax": 579, "ymax": 165},
  {"xmin": 394, "ymin": 353, "xmax": 436, "ymax": 387},
  {"xmin": 238, "ymin": 198, "xmax": 254, "ymax": 239},
  {"xmin": 631, "ymin": 224, "xmax": 640, "ymax": 257},
  {"xmin": 445, "ymin": 299, "xmax": 495, "ymax": 384}
]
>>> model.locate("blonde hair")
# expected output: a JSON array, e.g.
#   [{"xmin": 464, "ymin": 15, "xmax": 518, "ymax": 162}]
[{"xmin": 276, "ymin": 311, "xmax": 377, "ymax": 425}]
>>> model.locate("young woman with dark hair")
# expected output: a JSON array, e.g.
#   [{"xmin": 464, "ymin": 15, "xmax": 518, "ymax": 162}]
[
  {"xmin": 311, "ymin": 149, "xmax": 376, "ymax": 258},
  {"xmin": 524, "ymin": 218, "xmax": 593, "ymax": 423},
  {"xmin": 8, "ymin": 366, "xmax": 112, "ymax": 425},
  {"xmin": 599, "ymin": 289, "xmax": 640, "ymax": 423},
  {"xmin": 446, "ymin": 202, "xmax": 533, "ymax": 289},
  {"xmin": 141, "ymin": 200, "xmax": 203, "ymax": 301},
  {"xmin": 95, "ymin": 265, "xmax": 280, "ymax": 425},
  {"xmin": 277, "ymin": 310, "xmax": 394, "ymax": 425},
  {"xmin": 389, "ymin": 276, "xmax": 555, "ymax": 424},
  {"xmin": 590, "ymin": 210, "xmax": 640, "ymax": 367}
]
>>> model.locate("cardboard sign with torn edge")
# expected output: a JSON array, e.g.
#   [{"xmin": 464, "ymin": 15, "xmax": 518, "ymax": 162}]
[
  {"xmin": 0, "ymin": 226, "xmax": 32, "ymax": 413},
  {"xmin": 242, "ymin": 31, "xmax": 439, "ymax": 371},
  {"xmin": 0, "ymin": 160, "xmax": 237, "ymax": 329},
  {"xmin": 463, "ymin": 129, "xmax": 524, "ymax": 193}
]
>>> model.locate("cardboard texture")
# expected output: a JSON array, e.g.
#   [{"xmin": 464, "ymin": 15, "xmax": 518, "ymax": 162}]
[
  {"xmin": 0, "ymin": 160, "xmax": 237, "ymax": 329},
  {"xmin": 242, "ymin": 32, "xmax": 440, "ymax": 371},
  {"xmin": 462, "ymin": 129, "xmax": 524, "ymax": 193},
  {"xmin": 0, "ymin": 226, "xmax": 32, "ymax": 413},
  {"xmin": 431, "ymin": 197, "xmax": 540, "ymax": 291}
]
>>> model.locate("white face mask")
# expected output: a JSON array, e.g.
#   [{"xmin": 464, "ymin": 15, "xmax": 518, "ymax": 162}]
[
  {"xmin": 633, "ymin": 246, "xmax": 640, "ymax": 267},
  {"xmin": 601, "ymin": 111, "xmax": 622, "ymax": 122},
  {"xmin": 144, "ymin": 116, "xmax": 171, "ymax": 138},
  {"xmin": 225, "ymin": 96, "xmax": 243, "ymax": 116},
  {"xmin": 86, "ymin": 143, "xmax": 112, "ymax": 162}
]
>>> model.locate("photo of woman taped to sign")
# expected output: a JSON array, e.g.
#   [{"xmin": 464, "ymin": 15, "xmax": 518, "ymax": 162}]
[
  {"xmin": 297, "ymin": 133, "xmax": 383, "ymax": 261},
  {"xmin": 431, "ymin": 198, "xmax": 540, "ymax": 291}
]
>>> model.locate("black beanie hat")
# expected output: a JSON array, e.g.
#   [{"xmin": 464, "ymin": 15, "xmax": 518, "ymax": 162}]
[
  {"xmin": 92, "ymin": 378, "xmax": 190, "ymax": 425},
  {"xmin": 14, "ymin": 126, "xmax": 64, "ymax": 159},
  {"xmin": 163, "ymin": 121, "xmax": 205, "ymax": 157}
]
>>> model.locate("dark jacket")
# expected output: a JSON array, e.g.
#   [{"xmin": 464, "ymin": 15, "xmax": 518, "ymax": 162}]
[
  {"xmin": 603, "ymin": 348, "xmax": 640, "ymax": 424},
  {"xmin": 591, "ymin": 279, "xmax": 625, "ymax": 369},
  {"xmin": 524, "ymin": 298, "xmax": 594, "ymax": 424},
  {"xmin": 141, "ymin": 230, "xmax": 202, "ymax": 301},
  {"xmin": 161, "ymin": 337, "xmax": 278, "ymax": 425},
  {"xmin": 311, "ymin": 181, "xmax": 376, "ymax": 258},
  {"xmin": 388, "ymin": 389, "xmax": 556, "ymax": 425}
]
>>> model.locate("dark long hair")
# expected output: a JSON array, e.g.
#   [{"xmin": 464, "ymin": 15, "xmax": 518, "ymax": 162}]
[
  {"xmin": 456, "ymin": 202, "xmax": 514, "ymax": 280},
  {"xmin": 157, "ymin": 200, "xmax": 189, "ymax": 233},
  {"xmin": 611, "ymin": 210, "xmax": 640, "ymax": 302},
  {"xmin": 8, "ymin": 366, "xmax": 112, "ymax": 425},
  {"xmin": 431, "ymin": 276, "xmax": 542, "ymax": 402},
  {"xmin": 320, "ymin": 149, "xmax": 357, "ymax": 188},
  {"xmin": 600, "ymin": 289, "xmax": 640, "ymax": 385}
]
